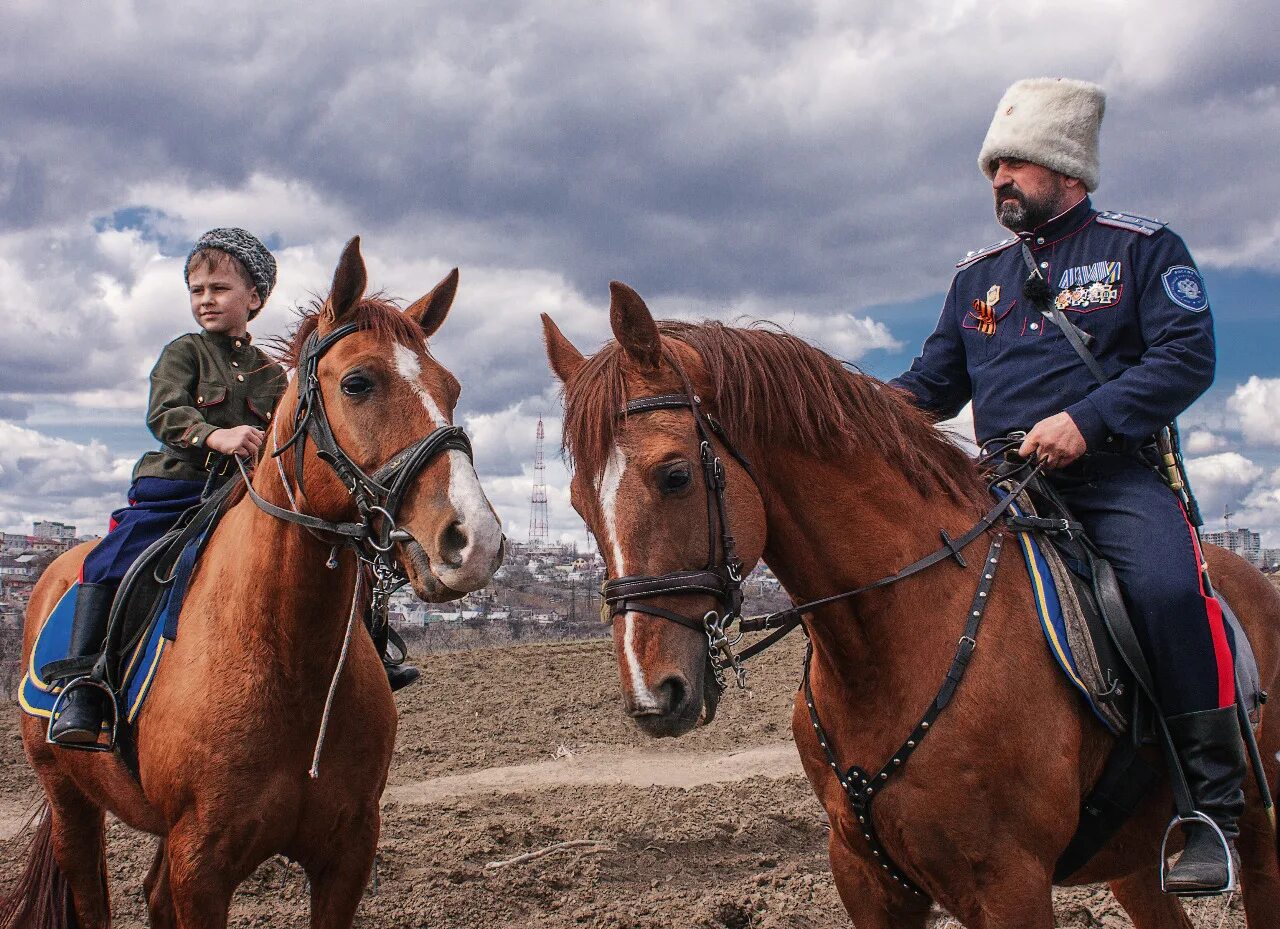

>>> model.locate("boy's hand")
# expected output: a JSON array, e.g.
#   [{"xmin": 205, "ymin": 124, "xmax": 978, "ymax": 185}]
[{"xmin": 206, "ymin": 425, "xmax": 265, "ymax": 458}]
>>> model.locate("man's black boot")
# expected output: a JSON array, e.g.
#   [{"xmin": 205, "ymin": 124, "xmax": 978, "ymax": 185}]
[
  {"xmin": 385, "ymin": 663, "xmax": 422, "ymax": 692},
  {"xmin": 47, "ymin": 583, "xmax": 116, "ymax": 746},
  {"xmin": 1164, "ymin": 705, "xmax": 1247, "ymax": 895}
]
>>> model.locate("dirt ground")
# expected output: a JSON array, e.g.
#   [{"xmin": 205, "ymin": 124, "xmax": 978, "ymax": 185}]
[{"xmin": 0, "ymin": 634, "xmax": 1247, "ymax": 928}]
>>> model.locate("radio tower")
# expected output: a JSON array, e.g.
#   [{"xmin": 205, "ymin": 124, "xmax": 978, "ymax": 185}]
[{"xmin": 528, "ymin": 415, "xmax": 550, "ymax": 548}]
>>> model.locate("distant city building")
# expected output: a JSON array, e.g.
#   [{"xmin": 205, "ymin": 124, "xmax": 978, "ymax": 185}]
[
  {"xmin": 1262, "ymin": 548, "xmax": 1280, "ymax": 572},
  {"xmin": 33, "ymin": 520, "xmax": 76, "ymax": 541},
  {"xmin": 1203, "ymin": 527, "xmax": 1262, "ymax": 566},
  {"xmin": 1, "ymin": 532, "xmax": 32, "ymax": 552}
]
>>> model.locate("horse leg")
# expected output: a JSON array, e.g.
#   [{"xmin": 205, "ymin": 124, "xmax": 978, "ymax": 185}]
[
  {"xmin": 948, "ymin": 877, "xmax": 1056, "ymax": 929},
  {"xmin": 1238, "ymin": 793, "xmax": 1280, "ymax": 927},
  {"xmin": 827, "ymin": 834, "xmax": 931, "ymax": 929},
  {"xmin": 1108, "ymin": 870, "xmax": 1193, "ymax": 929},
  {"xmin": 43, "ymin": 777, "xmax": 111, "ymax": 929},
  {"xmin": 144, "ymin": 838, "xmax": 177, "ymax": 929},
  {"xmin": 163, "ymin": 823, "xmax": 237, "ymax": 929},
  {"xmin": 304, "ymin": 818, "xmax": 379, "ymax": 929}
]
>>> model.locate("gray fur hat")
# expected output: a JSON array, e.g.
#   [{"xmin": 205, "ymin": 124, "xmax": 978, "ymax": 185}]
[
  {"xmin": 978, "ymin": 78, "xmax": 1106, "ymax": 191},
  {"xmin": 185, "ymin": 227, "xmax": 278, "ymax": 305}
]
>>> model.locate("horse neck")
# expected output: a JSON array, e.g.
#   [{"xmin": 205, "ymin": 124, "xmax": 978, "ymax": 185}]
[
  {"xmin": 195, "ymin": 461, "xmax": 362, "ymax": 673},
  {"xmin": 758, "ymin": 445, "xmax": 985, "ymax": 708}
]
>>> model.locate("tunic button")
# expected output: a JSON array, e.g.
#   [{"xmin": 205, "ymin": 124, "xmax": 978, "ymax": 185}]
[
  {"xmin": 1029, "ymin": 323, "xmax": 1039, "ymax": 331},
  {"xmin": 234, "ymin": 340, "xmax": 243, "ymax": 349},
  {"xmin": 236, "ymin": 374, "xmax": 245, "ymax": 382},
  {"xmin": 196, "ymin": 395, "xmax": 203, "ymax": 403},
  {"xmin": 1036, "ymin": 237, "xmax": 1044, "ymax": 245},
  {"xmin": 232, "ymin": 361, "xmax": 240, "ymax": 368},
  {"xmin": 1040, "ymin": 261, "xmax": 1049, "ymax": 269}
]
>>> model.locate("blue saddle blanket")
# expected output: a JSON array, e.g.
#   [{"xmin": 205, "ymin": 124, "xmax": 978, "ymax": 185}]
[
  {"xmin": 19, "ymin": 524, "xmax": 209, "ymax": 728},
  {"xmin": 1008, "ymin": 500, "xmax": 1121, "ymax": 733},
  {"xmin": 1009, "ymin": 499, "xmax": 1260, "ymax": 734},
  {"xmin": 20, "ymin": 582, "xmax": 171, "ymax": 726}
]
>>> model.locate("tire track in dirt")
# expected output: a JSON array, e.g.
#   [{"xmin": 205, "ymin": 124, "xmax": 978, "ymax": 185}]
[{"xmin": 386, "ymin": 741, "xmax": 803, "ymax": 805}]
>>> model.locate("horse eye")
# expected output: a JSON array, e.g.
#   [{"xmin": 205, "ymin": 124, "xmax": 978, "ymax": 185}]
[
  {"xmin": 659, "ymin": 467, "xmax": 692, "ymax": 494},
  {"xmin": 341, "ymin": 374, "xmax": 374, "ymax": 396}
]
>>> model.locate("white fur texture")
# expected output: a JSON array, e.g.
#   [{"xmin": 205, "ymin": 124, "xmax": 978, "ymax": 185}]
[
  {"xmin": 978, "ymin": 78, "xmax": 1106, "ymax": 191},
  {"xmin": 394, "ymin": 341, "xmax": 502, "ymax": 588}
]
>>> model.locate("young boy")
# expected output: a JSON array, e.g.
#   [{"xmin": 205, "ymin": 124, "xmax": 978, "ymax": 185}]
[{"xmin": 50, "ymin": 228, "xmax": 287, "ymax": 745}]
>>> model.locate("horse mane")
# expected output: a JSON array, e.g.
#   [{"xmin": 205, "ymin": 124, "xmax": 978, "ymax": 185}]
[
  {"xmin": 273, "ymin": 293, "xmax": 427, "ymax": 369},
  {"xmin": 562, "ymin": 320, "xmax": 987, "ymax": 510}
]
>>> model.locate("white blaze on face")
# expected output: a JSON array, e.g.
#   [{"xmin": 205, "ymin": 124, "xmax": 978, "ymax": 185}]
[
  {"xmin": 393, "ymin": 342, "xmax": 449, "ymax": 426},
  {"xmin": 393, "ymin": 341, "xmax": 503, "ymax": 568},
  {"xmin": 599, "ymin": 444, "xmax": 658, "ymax": 711}
]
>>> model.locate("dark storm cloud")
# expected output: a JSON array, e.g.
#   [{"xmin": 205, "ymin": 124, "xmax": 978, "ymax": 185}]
[{"xmin": 5, "ymin": 1, "xmax": 1276, "ymax": 314}]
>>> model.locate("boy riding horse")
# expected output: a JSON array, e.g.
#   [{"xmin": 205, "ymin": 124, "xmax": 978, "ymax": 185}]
[
  {"xmin": 50, "ymin": 228, "xmax": 419, "ymax": 747},
  {"xmin": 891, "ymin": 78, "xmax": 1242, "ymax": 895}
]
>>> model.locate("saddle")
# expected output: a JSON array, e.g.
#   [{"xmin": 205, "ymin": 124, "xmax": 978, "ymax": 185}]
[
  {"xmin": 990, "ymin": 463, "xmax": 1264, "ymax": 880},
  {"xmin": 28, "ymin": 476, "xmax": 238, "ymax": 747}
]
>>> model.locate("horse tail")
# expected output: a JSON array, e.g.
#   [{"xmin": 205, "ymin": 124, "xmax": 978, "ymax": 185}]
[{"xmin": 0, "ymin": 803, "xmax": 78, "ymax": 929}]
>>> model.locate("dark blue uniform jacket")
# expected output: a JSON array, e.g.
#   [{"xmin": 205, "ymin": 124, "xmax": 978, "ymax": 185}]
[{"xmin": 891, "ymin": 197, "xmax": 1215, "ymax": 450}]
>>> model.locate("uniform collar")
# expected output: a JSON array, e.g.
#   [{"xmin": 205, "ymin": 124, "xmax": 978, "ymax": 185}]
[
  {"xmin": 200, "ymin": 329, "xmax": 253, "ymax": 352},
  {"xmin": 1018, "ymin": 195, "xmax": 1094, "ymax": 248}
]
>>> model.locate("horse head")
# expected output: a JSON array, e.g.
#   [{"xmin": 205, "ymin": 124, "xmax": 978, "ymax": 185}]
[
  {"xmin": 542, "ymin": 283, "xmax": 767, "ymax": 736},
  {"xmin": 275, "ymin": 237, "xmax": 503, "ymax": 601}
]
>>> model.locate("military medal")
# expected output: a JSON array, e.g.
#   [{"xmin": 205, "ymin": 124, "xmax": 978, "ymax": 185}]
[{"xmin": 972, "ymin": 284, "xmax": 1001, "ymax": 336}]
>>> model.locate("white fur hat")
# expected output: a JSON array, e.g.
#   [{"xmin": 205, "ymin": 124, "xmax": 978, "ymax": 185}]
[{"xmin": 978, "ymin": 78, "xmax": 1106, "ymax": 191}]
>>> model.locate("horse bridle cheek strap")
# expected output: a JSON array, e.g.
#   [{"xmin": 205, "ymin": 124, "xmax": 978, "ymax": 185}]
[
  {"xmin": 599, "ymin": 366, "xmax": 761, "ymax": 689},
  {"xmin": 258, "ymin": 322, "xmax": 474, "ymax": 554}
]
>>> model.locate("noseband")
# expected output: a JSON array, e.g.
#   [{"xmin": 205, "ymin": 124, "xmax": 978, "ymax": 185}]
[
  {"xmin": 240, "ymin": 321, "xmax": 473, "ymax": 597},
  {"xmin": 599, "ymin": 359, "xmax": 759, "ymax": 690},
  {"xmin": 234, "ymin": 320, "xmax": 476, "ymax": 777}
]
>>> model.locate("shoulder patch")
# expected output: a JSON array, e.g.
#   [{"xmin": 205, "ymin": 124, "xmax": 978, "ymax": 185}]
[
  {"xmin": 1161, "ymin": 265, "xmax": 1209, "ymax": 312},
  {"xmin": 1095, "ymin": 210, "xmax": 1166, "ymax": 236},
  {"xmin": 956, "ymin": 236, "xmax": 1017, "ymax": 270}
]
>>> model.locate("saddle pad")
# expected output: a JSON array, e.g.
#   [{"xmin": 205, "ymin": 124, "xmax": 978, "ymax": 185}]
[
  {"xmin": 20, "ymin": 582, "xmax": 172, "ymax": 726},
  {"xmin": 1008, "ymin": 500, "xmax": 1262, "ymax": 732},
  {"xmin": 1010, "ymin": 501, "xmax": 1126, "ymax": 735}
]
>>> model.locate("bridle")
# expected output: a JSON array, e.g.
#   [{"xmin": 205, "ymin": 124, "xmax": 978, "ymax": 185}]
[
  {"xmin": 236, "ymin": 321, "xmax": 474, "ymax": 776},
  {"xmin": 240, "ymin": 322, "xmax": 472, "ymax": 580},
  {"xmin": 598, "ymin": 353, "xmax": 1041, "ymax": 692},
  {"xmin": 599, "ymin": 354, "xmax": 761, "ymax": 690},
  {"xmin": 594, "ymin": 351, "xmax": 1049, "ymax": 895}
]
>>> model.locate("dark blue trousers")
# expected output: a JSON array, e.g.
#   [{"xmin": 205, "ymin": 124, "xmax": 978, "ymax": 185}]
[
  {"xmin": 80, "ymin": 477, "xmax": 206, "ymax": 588},
  {"xmin": 1049, "ymin": 455, "xmax": 1234, "ymax": 717}
]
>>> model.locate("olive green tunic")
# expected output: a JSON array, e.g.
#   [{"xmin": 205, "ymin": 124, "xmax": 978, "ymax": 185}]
[{"xmin": 133, "ymin": 330, "xmax": 287, "ymax": 482}]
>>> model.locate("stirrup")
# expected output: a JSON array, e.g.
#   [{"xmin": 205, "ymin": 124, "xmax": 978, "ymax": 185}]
[
  {"xmin": 47, "ymin": 677, "xmax": 120, "ymax": 753},
  {"xmin": 1159, "ymin": 810, "xmax": 1236, "ymax": 897}
]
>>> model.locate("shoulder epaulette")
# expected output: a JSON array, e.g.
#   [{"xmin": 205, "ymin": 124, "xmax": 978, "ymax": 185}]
[
  {"xmin": 956, "ymin": 236, "xmax": 1017, "ymax": 270},
  {"xmin": 1095, "ymin": 210, "xmax": 1166, "ymax": 236}
]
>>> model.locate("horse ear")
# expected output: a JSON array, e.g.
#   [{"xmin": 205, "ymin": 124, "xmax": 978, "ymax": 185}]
[
  {"xmin": 405, "ymin": 267, "xmax": 459, "ymax": 339},
  {"xmin": 541, "ymin": 313, "xmax": 586, "ymax": 383},
  {"xmin": 324, "ymin": 236, "xmax": 367, "ymax": 325},
  {"xmin": 609, "ymin": 281, "xmax": 661, "ymax": 369}
]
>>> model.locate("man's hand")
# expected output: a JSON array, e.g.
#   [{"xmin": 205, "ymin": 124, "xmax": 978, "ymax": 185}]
[
  {"xmin": 206, "ymin": 425, "xmax": 265, "ymax": 458},
  {"xmin": 1017, "ymin": 412, "xmax": 1087, "ymax": 470}
]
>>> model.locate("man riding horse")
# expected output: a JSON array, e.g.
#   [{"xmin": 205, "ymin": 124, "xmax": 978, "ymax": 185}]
[{"xmin": 891, "ymin": 77, "xmax": 1242, "ymax": 895}]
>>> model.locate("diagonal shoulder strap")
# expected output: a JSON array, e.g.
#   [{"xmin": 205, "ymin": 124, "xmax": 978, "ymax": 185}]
[{"xmin": 1020, "ymin": 242, "xmax": 1109, "ymax": 385}]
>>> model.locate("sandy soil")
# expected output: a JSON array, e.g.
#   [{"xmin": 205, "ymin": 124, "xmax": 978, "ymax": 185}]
[{"xmin": 0, "ymin": 635, "xmax": 1246, "ymax": 927}]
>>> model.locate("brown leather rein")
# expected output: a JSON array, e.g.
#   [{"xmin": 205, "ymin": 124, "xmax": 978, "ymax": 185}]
[{"xmin": 599, "ymin": 357, "xmax": 1042, "ymax": 691}]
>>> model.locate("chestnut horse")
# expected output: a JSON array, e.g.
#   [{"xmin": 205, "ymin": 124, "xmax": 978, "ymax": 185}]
[
  {"xmin": 3, "ymin": 239, "xmax": 504, "ymax": 929},
  {"xmin": 541, "ymin": 282, "xmax": 1280, "ymax": 928}
]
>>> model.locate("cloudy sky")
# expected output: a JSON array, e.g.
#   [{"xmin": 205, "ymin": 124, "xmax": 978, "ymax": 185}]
[{"xmin": 2, "ymin": 0, "xmax": 1278, "ymax": 548}]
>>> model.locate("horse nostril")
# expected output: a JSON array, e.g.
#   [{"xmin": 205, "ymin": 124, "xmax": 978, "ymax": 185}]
[
  {"xmin": 439, "ymin": 520, "xmax": 468, "ymax": 566},
  {"xmin": 658, "ymin": 676, "xmax": 687, "ymax": 714}
]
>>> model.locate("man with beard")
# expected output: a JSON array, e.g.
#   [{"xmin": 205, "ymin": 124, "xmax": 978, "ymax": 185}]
[{"xmin": 892, "ymin": 78, "xmax": 1239, "ymax": 895}]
